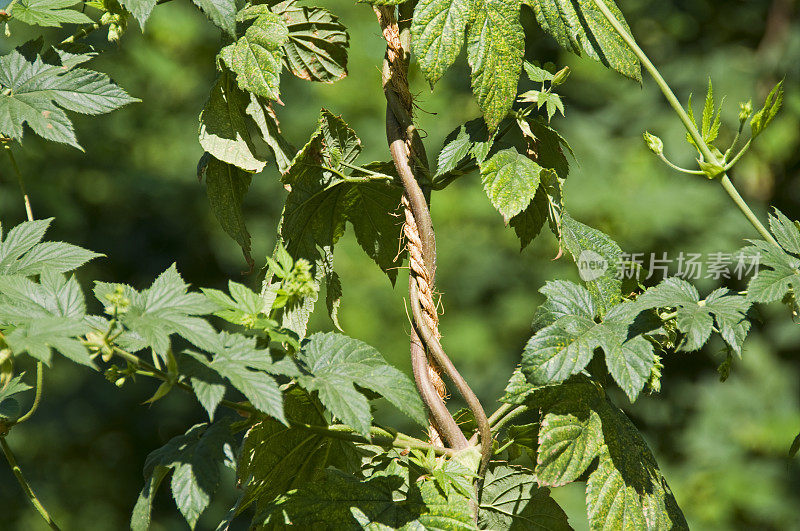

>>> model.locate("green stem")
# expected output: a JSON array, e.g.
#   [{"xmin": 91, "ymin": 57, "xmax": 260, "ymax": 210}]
[
  {"xmin": 339, "ymin": 161, "xmax": 395, "ymax": 181},
  {"xmin": 470, "ymin": 402, "xmax": 515, "ymax": 444},
  {"xmin": 59, "ymin": 22, "xmax": 102, "ymax": 47},
  {"xmin": 723, "ymin": 124, "xmax": 745, "ymax": 162},
  {"xmin": 657, "ymin": 153, "xmax": 705, "ymax": 175},
  {"xmin": 0, "ymin": 438, "xmax": 61, "ymax": 530},
  {"xmin": 487, "ymin": 403, "xmax": 514, "ymax": 428},
  {"xmin": 4, "ymin": 145, "xmax": 33, "ymax": 222},
  {"xmin": 13, "ymin": 363, "xmax": 43, "ymax": 425},
  {"xmin": 724, "ymin": 139, "xmax": 752, "ymax": 171},
  {"xmin": 591, "ymin": 0, "xmax": 778, "ymax": 246},
  {"xmin": 318, "ymin": 165, "xmax": 395, "ymax": 184},
  {"xmin": 660, "ymin": 310, "xmax": 678, "ymax": 321},
  {"xmin": 490, "ymin": 405, "xmax": 528, "ymax": 435}
]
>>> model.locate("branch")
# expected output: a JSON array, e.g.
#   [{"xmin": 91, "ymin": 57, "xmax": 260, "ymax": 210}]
[{"xmin": 590, "ymin": 0, "xmax": 777, "ymax": 246}]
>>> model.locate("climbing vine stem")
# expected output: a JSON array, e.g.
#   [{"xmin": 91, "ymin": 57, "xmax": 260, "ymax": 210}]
[
  {"xmin": 0, "ymin": 438, "xmax": 62, "ymax": 530},
  {"xmin": 591, "ymin": 0, "xmax": 778, "ymax": 246}
]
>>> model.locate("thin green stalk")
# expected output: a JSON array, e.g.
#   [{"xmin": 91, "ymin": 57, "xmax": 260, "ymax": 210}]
[
  {"xmin": 59, "ymin": 22, "xmax": 102, "ymax": 47},
  {"xmin": 591, "ymin": 0, "xmax": 777, "ymax": 246},
  {"xmin": 724, "ymin": 139, "xmax": 752, "ymax": 170},
  {"xmin": 488, "ymin": 403, "xmax": 514, "ymax": 428},
  {"xmin": 318, "ymin": 164, "xmax": 395, "ymax": 184},
  {"xmin": 723, "ymin": 124, "xmax": 745, "ymax": 162},
  {"xmin": 339, "ymin": 161, "xmax": 395, "ymax": 181},
  {"xmin": 13, "ymin": 363, "xmax": 43, "ymax": 425},
  {"xmin": 1, "ymin": 438, "xmax": 62, "ymax": 530},
  {"xmin": 657, "ymin": 153, "xmax": 705, "ymax": 175},
  {"xmin": 490, "ymin": 405, "xmax": 528, "ymax": 435},
  {"xmin": 4, "ymin": 145, "xmax": 33, "ymax": 222},
  {"xmin": 470, "ymin": 402, "xmax": 516, "ymax": 444}
]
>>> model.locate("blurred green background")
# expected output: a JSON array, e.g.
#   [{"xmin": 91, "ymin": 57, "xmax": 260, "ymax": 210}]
[{"xmin": 1, "ymin": 0, "xmax": 799, "ymax": 529}]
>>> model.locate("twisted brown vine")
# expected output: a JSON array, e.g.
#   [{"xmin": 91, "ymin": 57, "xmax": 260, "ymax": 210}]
[{"xmin": 374, "ymin": 5, "xmax": 491, "ymax": 475}]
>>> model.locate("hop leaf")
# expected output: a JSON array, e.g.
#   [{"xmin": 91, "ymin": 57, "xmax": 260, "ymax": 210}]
[
  {"xmin": 297, "ymin": 332, "xmax": 427, "ymax": 435},
  {"xmin": 0, "ymin": 48, "xmax": 138, "ymax": 149}
]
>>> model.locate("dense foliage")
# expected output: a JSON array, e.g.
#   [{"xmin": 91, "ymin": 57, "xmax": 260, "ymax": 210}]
[{"xmin": 0, "ymin": 0, "xmax": 798, "ymax": 529}]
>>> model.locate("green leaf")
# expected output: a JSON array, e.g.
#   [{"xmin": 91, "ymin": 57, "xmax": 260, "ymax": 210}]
[
  {"xmin": 521, "ymin": 117, "xmax": 573, "ymax": 180},
  {"xmin": 0, "ymin": 218, "xmax": 101, "ymax": 276},
  {"xmin": 535, "ymin": 382, "xmax": 604, "ymax": 487},
  {"xmin": 199, "ymin": 71, "xmax": 266, "ymax": 173},
  {"xmin": 700, "ymin": 79, "xmax": 722, "ymax": 144},
  {"xmin": 508, "ymin": 154, "xmax": 567, "ymax": 250},
  {"xmin": 768, "ymin": 208, "xmax": 800, "ymax": 255},
  {"xmin": 560, "ymin": 214, "xmax": 623, "ymax": 314},
  {"xmin": 436, "ymin": 118, "xmax": 494, "ymax": 176},
  {"xmin": 190, "ymin": 0, "xmax": 236, "ymax": 37},
  {"xmin": 509, "ymin": 193, "xmax": 548, "ymax": 250},
  {"xmin": 638, "ymin": 277, "xmax": 751, "ymax": 353},
  {"xmin": 237, "ymin": 388, "xmax": 362, "ymax": 514},
  {"xmin": 518, "ymin": 89, "xmax": 565, "ymax": 121},
  {"xmin": 139, "ymin": 420, "xmax": 234, "ymax": 529},
  {"xmin": 480, "ymin": 148, "xmax": 543, "ymax": 223},
  {"xmin": 524, "ymin": 61, "xmax": 555, "ymax": 83},
  {"xmin": 0, "ymin": 48, "xmax": 139, "ymax": 149},
  {"xmin": 526, "ymin": 0, "xmax": 642, "ymax": 82},
  {"xmin": 281, "ymin": 110, "xmax": 403, "ymax": 282},
  {"xmin": 246, "ymin": 94, "xmax": 295, "ymax": 174},
  {"xmin": 220, "ymin": 11, "xmax": 289, "ymax": 100},
  {"xmin": 181, "ymin": 352, "xmax": 227, "ymax": 421},
  {"xmin": 531, "ymin": 379, "xmax": 687, "ymax": 529},
  {"xmin": 0, "ymin": 373, "xmax": 33, "ymax": 420},
  {"xmin": 346, "ymin": 180, "xmax": 405, "ymax": 284},
  {"xmin": 282, "ymin": 6, "xmax": 349, "ymax": 83},
  {"xmin": 9, "ymin": 0, "xmax": 92, "ymax": 27},
  {"xmin": 467, "ymin": 0, "xmax": 525, "ymax": 131},
  {"xmin": 94, "ymin": 265, "xmax": 217, "ymax": 357},
  {"xmin": 202, "ymin": 280, "xmax": 275, "ymax": 330},
  {"xmin": 120, "ymin": 0, "xmax": 157, "ymax": 28},
  {"xmin": 750, "ymin": 79, "xmax": 784, "ymax": 138},
  {"xmin": 0, "ymin": 272, "xmax": 93, "ymax": 367},
  {"xmin": 479, "ymin": 465, "xmax": 571, "ymax": 529},
  {"xmin": 411, "ymin": 0, "xmax": 471, "ymax": 86},
  {"xmin": 298, "ymin": 332, "xmax": 427, "ymax": 435},
  {"xmin": 585, "ymin": 406, "xmax": 687, "ymax": 530},
  {"xmin": 501, "ymin": 366, "xmax": 544, "ymax": 405},
  {"xmin": 533, "ymin": 280, "xmax": 597, "ymax": 331},
  {"xmin": 130, "ymin": 465, "xmax": 169, "ymax": 531},
  {"xmin": 522, "ymin": 282, "xmax": 654, "ymax": 401},
  {"xmin": 258, "ymin": 467, "xmax": 475, "ymax": 529},
  {"xmin": 280, "ymin": 109, "xmax": 359, "ymax": 264},
  {"xmin": 197, "ymin": 332, "xmax": 286, "ymax": 423},
  {"xmin": 522, "ymin": 315, "xmax": 598, "ymax": 390},
  {"xmin": 201, "ymin": 155, "xmax": 254, "ymax": 266}
]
